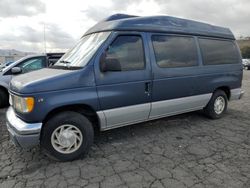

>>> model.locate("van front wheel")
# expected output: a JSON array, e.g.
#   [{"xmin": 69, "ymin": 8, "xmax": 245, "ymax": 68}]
[
  {"xmin": 203, "ymin": 90, "xmax": 228, "ymax": 119},
  {"xmin": 41, "ymin": 111, "xmax": 94, "ymax": 161}
]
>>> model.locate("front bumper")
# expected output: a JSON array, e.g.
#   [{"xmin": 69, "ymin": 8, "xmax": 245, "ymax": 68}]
[{"xmin": 6, "ymin": 107, "xmax": 42, "ymax": 148}]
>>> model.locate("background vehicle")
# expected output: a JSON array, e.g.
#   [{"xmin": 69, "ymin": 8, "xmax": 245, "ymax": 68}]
[
  {"xmin": 0, "ymin": 64, "xmax": 5, "ymax": 71},
  {"xmin": 0, "ymin": 61, "xmax": 14, "ymax": 71},
  {"xmin": 0, "ymin": 53, "xmax": 64, "ymax": 107},
  {"xmin": 6, "ymin": 14, "xmax": 243, "ymax": 161},
  {"xmin": 242, "ymin": 59, "xmax": 250, "ymax": 70}
]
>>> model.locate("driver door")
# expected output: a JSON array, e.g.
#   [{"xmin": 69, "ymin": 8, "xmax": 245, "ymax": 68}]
[{"xmin": 94, "ymin": 32, "xmax": 152, "ymax": 130}]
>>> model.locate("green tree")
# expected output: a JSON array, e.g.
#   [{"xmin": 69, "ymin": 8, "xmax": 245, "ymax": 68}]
[{"xmin": 241, "ymin": 46, "xmax": 250, "ymax": 58}]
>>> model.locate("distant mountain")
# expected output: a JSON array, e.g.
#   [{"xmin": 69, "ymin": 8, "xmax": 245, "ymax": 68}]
[{"xmin": 0, "ymin": 49, "xmax": 35, "ymax": 56}]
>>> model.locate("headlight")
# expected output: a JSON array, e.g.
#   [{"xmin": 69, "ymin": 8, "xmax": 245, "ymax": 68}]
[{"xmin": 11, "ymin": 95, "xmax": 35, "ymax": 113}]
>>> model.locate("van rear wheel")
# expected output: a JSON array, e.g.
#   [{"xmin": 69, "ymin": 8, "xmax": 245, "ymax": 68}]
[
  {"xmin": 41, "ymin": 111, "xmax": 94, "ymax": 161},
  {"xmin": 203, "ymin": 90, "xmax": 228, "ymax": 119}
]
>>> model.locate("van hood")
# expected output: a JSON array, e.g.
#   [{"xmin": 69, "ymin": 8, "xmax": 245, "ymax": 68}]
[{"xmin": 10, "ymin": 67, "xmax": 95, "ymax": 94}]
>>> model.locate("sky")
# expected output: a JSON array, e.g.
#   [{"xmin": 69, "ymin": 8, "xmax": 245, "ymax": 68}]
[{"xmin": 0, "ymin": 0, "xmax": 249, "ymax": 53}]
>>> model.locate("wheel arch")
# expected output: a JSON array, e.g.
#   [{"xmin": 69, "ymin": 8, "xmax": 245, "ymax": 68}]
[
  {"xmin": 0, "ymin": 85, "xmax": 9, "ymax": 107},
  {"xmin": 0, "ymin": 85, "xmax": 8, "ymax": 94},
  {"xmin": 214, "ymin": 86, "xmax": 230, "ymax": 100},
  {"xmin": 42, "ymin": 104, "xmax": 100, "ymax": 133}
]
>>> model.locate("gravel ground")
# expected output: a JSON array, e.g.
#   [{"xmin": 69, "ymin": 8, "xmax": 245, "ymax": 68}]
[{"xmin": 0, "ymin": 71, "xmax": 249, "ymax": 188}]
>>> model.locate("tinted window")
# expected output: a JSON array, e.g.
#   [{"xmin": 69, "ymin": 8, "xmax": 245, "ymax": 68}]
[
  {"xmin": 105, "ymin": 35, "xmax": 145, "ymax": 71},
  {"xmin": 18, "ymin": 57, "xmax": 46, "ymax": 73},
  {"xmin": 152, "ymin": 35, "xmax": 198, "ymax": 68},
  {"xmin": 199, "ymin": 38, "xmax": 239, "ymax": 65}
]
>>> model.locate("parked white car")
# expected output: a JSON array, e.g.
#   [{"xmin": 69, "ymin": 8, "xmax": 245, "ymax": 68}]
[
  {"xmin": 0, "ymin": 53, "xmax": 64, "ymax": 107},
  {"xmin": 242, "ymin": 59, "xmax": 250, "ymax": 70}
]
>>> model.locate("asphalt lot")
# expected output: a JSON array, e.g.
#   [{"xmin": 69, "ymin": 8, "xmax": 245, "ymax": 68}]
[{"xmin": 0, "ymin": 71, "xmax": 250, "ymax": 188}]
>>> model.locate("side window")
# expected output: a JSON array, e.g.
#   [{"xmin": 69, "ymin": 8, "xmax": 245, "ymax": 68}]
[
  {"xmin": 199, "ymin": 38, "xmax": 239, "ymax": 65},
  {"xmin": 104, "ymin": 35, "xmax": 145, "ymax": 71},
  {"xmin": 18, "ymin": 57, "xmax": 46, "ymax": 73},
  {"xmin": 152, "ymin": 35, "xmax": 198, "ymax": 68}
]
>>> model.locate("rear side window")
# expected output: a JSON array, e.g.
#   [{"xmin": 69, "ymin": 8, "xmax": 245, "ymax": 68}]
[
  {"xmin": 199, "ymin": 38, "xmax": 239, "ymax": 65},
  {"xmin": 105, "ymin": 35, "xmax": 145, "ymax": 71},
  {"xmin": 152, "ymin": 35, "xmax": 198, "ymax": 68}
]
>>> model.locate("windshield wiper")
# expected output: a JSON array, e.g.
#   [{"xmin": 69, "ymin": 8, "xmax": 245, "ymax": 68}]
[
  {"xmin": 59, "ymin": 60, "xmax": 71, "ymax": 65},
  {"xmin": 50, "ymin": 65, "xmax": 81, "ymax": 70},
  {"xmin": 58, "ymin": 60, "xmax": 72, "ymax": 68},
  {"xmin": 52, "ymin": 60, "xmax": 80, "ymax": 70},
  {"xmin": 51, "ymin": 60, "xmax": 81, "ymax": 70}
]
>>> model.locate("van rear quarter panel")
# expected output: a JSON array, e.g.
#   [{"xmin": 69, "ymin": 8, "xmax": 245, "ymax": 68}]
[
  {"xmin": 151, "ymin": 64, "xmax": 242, "ymax": 102},
  {"xmin": 192, "ymin": 64, "xmax": 242, "ymax": 95}
]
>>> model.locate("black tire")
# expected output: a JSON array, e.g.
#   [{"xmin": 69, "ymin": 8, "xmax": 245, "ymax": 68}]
[
  {"xmin": 247, "ymin": 66, "xmax": 250, "ymax": 70},
  {"xmin": 203, "ymin": 90, "xmax": 228, "ymax": 119},
  {"xmin": 41, "ymin": 111, "xmax": 94, "ymax": 161},
  {"xmin": 0, "ymin": 89, "xmax": 9, "ymax": 108}
]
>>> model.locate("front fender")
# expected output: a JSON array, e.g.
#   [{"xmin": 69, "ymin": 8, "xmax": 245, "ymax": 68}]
[{"xmin": 13, "ymin": 87, "xmax": 100, "ymax": 123}]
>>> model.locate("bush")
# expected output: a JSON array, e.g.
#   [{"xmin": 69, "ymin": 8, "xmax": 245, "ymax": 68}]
[{"xmin": 241, "ymin": 46, "xmax": 250, "ymax": 58}]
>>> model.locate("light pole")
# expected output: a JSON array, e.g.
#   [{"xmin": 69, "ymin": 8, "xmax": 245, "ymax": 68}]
[{"xmin": 43, "ymin": 22, "xmax": 47, "ymax": 54}]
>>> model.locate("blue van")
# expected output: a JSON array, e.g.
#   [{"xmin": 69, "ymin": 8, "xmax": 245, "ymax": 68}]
[{"xmin": 6, "ymin": 14, "xmax": 244, "ymax": 161}]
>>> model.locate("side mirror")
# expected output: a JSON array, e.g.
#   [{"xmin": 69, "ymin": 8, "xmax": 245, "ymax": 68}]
[
  {"xmin": 11, "ymin": 67, "xmax": 22, "ymax": 74},
  {"xmin": 100, "ymin": 53, "xmax": 121, "ymax": 72}
]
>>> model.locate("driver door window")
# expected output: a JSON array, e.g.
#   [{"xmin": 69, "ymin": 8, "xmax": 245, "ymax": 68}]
[{"xmin": 104, "ymin": 35, "xmax": 145, "ymax": 71}]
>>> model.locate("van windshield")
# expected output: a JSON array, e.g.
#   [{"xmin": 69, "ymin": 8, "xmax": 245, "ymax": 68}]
[{"xmin": 53, "ymin": 32, "xmax": 111, "ymax": 69}]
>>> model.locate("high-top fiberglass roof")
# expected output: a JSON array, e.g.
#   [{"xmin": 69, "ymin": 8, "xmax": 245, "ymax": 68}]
[{"xmin": 85, "ymin": 14, "xmax": 234, "ymax": 40}]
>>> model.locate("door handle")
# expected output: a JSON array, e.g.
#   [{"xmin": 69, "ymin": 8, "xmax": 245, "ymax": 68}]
[{"xmin": 145, "ymin": 82, "xmax": 151, "ymax": 96}]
